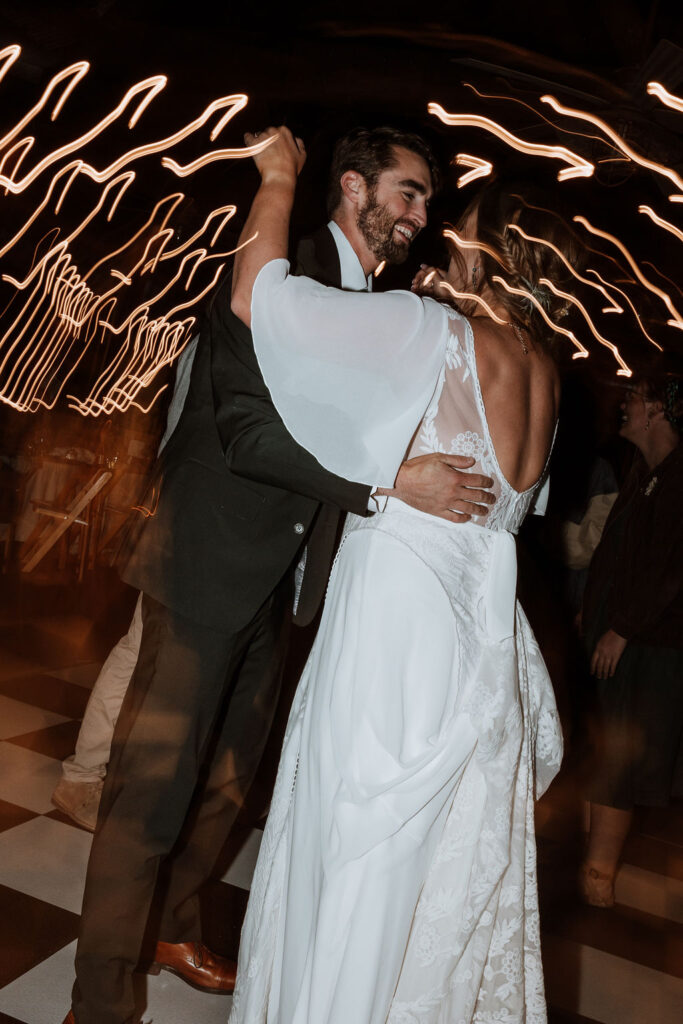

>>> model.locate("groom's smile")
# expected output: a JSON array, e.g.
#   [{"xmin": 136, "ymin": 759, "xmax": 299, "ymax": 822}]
[{"xmin": 357, "ymin": 145, "xmax": 433, "ymax": 266}]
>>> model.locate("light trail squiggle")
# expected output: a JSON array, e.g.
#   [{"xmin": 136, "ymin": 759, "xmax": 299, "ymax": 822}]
[
  {"xmin": 428, "ymin": 101, "xmax": 595, "ymax": 181},
  {"xmin": 491, "ymin": 276, "xmax": 592, "ymax": 362},
  {"xmin": 574, "ymin": 215, "xmax": 683, "ymax": 330},
  {"xmin": 506, "ymin": 223, "xmax": 624, "ymax": 314},
  {"xmin": 638, "ymin": 205, "xmax": 683, "ymax": 245},
  {"xmin": 442, "ymin": 227, "xmax": 506, "ymax": 267},
  {"xmin": 462, "ymin": 81, "xmax": 625, "ymax": 157},
  {"xmin": 647, "ymin": 81, "xmax": 683, "ymax": 114},
  {"xmin": 537, "ymin": 277, "xmax": 633, "ymax": 373},
  {"xmin": 540, "ymin": 94, "xmax": 683, "ymax": 199},
  {"xmin": 585, "ymin": 268, "xmax": 664, "ymax": 351},
  {"xmin": 0, "ymin": 47, "xmax": 266, "ymax": 414},
  {"xmin": 453, "ymin": 154, "xmax": 493, "ymax": 189}
]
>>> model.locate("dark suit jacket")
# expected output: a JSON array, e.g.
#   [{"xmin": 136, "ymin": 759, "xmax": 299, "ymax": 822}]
[{"xmin": 122, "ymin": 227, "xmax": 370, "ymax": 633}]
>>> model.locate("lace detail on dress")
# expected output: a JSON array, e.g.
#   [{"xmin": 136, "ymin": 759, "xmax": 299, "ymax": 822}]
[
  {"xmin": 230, "ymin": 302, "xmax": 563, "ymax": 1024},
  {"xmin": 408, "ymin": 311, "xmax": 552, "ymax": 536}
]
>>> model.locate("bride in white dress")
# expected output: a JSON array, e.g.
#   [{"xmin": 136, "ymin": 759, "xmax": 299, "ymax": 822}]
[{"xmin": 227, "ymin": 127, "xmax": 578, "ymax": 1023}]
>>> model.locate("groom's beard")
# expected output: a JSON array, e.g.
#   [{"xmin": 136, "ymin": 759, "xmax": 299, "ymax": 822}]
[{"xmin": 357, "ymin": 191, "xmax": 418, "ymax": 266}]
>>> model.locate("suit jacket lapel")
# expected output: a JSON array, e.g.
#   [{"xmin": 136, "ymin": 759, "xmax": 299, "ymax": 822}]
[{"xmin": 294, "ymin": 226, "xmax": 342, "ymax": 287}]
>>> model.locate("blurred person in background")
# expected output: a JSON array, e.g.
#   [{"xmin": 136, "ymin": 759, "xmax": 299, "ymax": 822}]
[{"xmin": 580, "ymin": 370, "xmax": 683, "ymax": 907}]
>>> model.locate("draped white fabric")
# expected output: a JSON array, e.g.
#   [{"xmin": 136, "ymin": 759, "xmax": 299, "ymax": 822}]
[
  {"xmin": 231, "ymin": 265, "xmax": 564, "ymax": 1023},
  {"xmin": 251, "ymin": 259, "xmax": 449, "ymax": 487}
]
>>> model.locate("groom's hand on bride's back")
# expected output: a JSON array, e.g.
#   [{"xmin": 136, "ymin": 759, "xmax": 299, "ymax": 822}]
[{"xmin": 387, "ymin": 453, "xmax": 495, "ymax": 523}]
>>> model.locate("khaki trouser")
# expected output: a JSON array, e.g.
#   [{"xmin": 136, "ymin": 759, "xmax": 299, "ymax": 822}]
[{"xmin": 62, "ymin": 594, "xmax": 143, "ymax": 784}]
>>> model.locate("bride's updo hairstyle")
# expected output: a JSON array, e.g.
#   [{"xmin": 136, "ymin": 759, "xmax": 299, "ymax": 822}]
[{"xmin": 447, "ymin": 180, "xmax": 585, "ymax": 350}]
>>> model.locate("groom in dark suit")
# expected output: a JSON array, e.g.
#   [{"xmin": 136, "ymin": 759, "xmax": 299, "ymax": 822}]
[{"xmin": 65, "ymin": 127, "xmax": 494, "ymax": 1024}]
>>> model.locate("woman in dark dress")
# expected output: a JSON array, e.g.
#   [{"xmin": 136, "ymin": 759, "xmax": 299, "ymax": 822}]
[{"xmin": 581, "ymin": 371, "xmax": 683, "ymax": 907}]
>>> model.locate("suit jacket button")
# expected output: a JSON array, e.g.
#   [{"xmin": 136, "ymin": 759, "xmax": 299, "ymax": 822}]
[{"xmin": 294, "ymin": 522, "xmax": 305, "ymax": 534}]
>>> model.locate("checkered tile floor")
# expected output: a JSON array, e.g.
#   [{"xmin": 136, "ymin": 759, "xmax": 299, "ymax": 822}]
[
  {"xmin": 0, "ymin": 623, "xmax": 261, "ymax": 1024},
  {"xmin": 0, "ymin": 614, "xmax": 682, "ymax": 1024}
]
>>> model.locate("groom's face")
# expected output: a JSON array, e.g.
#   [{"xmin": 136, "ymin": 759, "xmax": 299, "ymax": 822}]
[{"xmin": 356, "ymin": 146, "xmax": 433, "ymax": 266}]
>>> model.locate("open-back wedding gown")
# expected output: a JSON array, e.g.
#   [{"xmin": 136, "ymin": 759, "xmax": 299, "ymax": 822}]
[{"xmin": 228, "ymin": 261, "xmax": 564, "ymax": 1024}]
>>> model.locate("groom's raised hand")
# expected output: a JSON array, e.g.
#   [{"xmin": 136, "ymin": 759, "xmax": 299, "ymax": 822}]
[{"xmin": 382, "ymin": 453, "xmax": 495, "ymax": 523}]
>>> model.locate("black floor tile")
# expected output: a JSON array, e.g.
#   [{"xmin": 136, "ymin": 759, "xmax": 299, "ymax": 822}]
[
  {"xmin": 0, "ymin": 885, "xmax": 78, "ymax": 987},
  {"xmin": 0, "ymin": 798, "xmax": 38, "ymax": 835},
  {"xmin": 0, "ymin": 624, "xmax": 83, "ymax": 671},
  {"xmin": 0, "ymin": 1012, "xmax": 30, "ymax": 1024},
  {"xmin": 44, "ymin": 808, "xmax": 94, "ymax": 833},
  {"xmin": 7, "ymin": 721, "xmax": 81, "ymax": 761},
  {"xmin": 0, "ymin": 673, "xmax": 90, "ymax": 719}
]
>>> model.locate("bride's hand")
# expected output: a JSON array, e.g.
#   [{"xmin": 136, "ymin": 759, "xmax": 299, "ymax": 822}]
[
  {"xmin": 244, "ymin": 126, "xmax": 306, "ymax": 187},
  {"xmin": 411, "ymin": 264, "xmax": 450, "ymax": 297}
]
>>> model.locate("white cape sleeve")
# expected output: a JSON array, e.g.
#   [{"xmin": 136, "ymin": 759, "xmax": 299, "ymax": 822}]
[{"xmin": 250, "ymin": 258, "xmax": 448, "ymax": 487}]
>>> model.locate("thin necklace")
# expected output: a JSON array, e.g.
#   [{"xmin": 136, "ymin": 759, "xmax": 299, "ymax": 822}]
[
  {"xmin": 501, "ymin": 320, "xmax": 528, "ymax": 355},
  {"xmin": 512, "ymin": 323, "xmax": 529, "ymax": 355}
]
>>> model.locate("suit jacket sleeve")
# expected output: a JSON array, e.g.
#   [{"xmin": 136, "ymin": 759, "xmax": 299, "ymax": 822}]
[{"xmin": 210, "ymin": 278, "xmax": 371, "ymax": 516}]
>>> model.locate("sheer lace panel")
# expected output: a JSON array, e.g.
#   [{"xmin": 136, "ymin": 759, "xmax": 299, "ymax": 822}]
[{"xmin": 406, "ymin": 309, "xmax": 549, "ymax": 534}]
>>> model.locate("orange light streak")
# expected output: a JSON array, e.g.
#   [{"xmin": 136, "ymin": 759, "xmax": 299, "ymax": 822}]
[
  {"xmin": 538, "ymin": 277, "xmax": 633, "ymax": 373},
  {"xmin": 162, "ymin": 132, "xmax": 277, "ymax": 176},
  {"xmin": 647, "ymin": 81, "xmax": 683, "ymax": 113},
  {"xmin": 0, "ymin": 44, "xmax": 21, "ymax": 85},
  {"xmin": 428, "ymin": 101, "xmax": 594, "ymax": 181},
  {"xmin": 462, "ymin": 81, "xmax": 625, "ymax": 158},
  {"xmin": 541, "ymin": 94, "xmax": 683, "ymax": 200},
  {"xmin": 0, "ymin": 60, "xmax": 90, "ymax": 155},
  {"xmin": 0, "ymin": 73, "xmax": 252, "ymax": 194},
  {"xmin": 506, "ymin": 223, "xmax": 624, "ymax": 313},
  {"xmin": 642, "ymin": 261, "xmax": 683, "ymax": 302},
  {"xmin": 453, "ymin": 153, "xmax": 493, "ymax": 188},
  {"xmin": 574, "ymin": 215, "xmax": 683, "ymax": 330},
  {"xmin": 638, "ymin": 205, "xmax": 683, "ymax": 245},
  {"xmin": 442, "ymin": 227, "xmax": 505, "ymax": 267},
  {"xmin": 585, "ymin": 268, "xmax": 664, "ymax": 351},
  {"xmin": 490, "ymin": 276, "xmax": 590, "ymax": 361},
  {"xmin": 436, "ymin": 280, "xmax": 512, "ymax": 325}
]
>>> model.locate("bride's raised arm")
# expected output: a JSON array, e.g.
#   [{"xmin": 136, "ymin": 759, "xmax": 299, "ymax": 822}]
[{"xmin": 231, "ymin": 125, "xmax": 306, "ymax": 326}]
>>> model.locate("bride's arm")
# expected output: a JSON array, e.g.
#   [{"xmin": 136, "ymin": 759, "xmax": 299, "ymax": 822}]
[{"xmin": 230, "ymin": 126, "xmax": 306, "ymax": 326}]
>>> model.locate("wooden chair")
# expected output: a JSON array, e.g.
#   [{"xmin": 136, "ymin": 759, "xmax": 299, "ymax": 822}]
[{"xmin": 20, "ymin": 466, "xmax": 114, "ymax": 580}]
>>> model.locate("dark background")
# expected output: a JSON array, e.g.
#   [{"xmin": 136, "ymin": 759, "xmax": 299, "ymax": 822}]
[{"xmin": 0, "ymin": 0, "xmax": 682, "ymax": 414}]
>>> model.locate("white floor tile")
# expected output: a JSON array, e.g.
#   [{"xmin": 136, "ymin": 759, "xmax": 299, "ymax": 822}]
[
  {"xmin": 144, "ymin": 967, "xmax": 233, "ymax": 1024},
  {"xmin": 220, "ymin": 828, "xmax": 262, "ymax": 891},
  {"xmin": 616, "ymin": 863, "xmax": 683, "ymax": 924},
  {"xmin": 544, "ymin": 934, "xmax": 683, "ymax": 1024},
  {"xmin": 0, "ymin": 815, "xmax": 92, "ymax": 913},
  {"xmin": 0, "ymin": 741, "xmax": 62, "ymax": 812},
  {"xmin": 0, "ymin": 939, "xmax": 233, "ymax": 1024},
  {"xmin": 0, "ymin": 939, "xmax": 77, "ymax": 1024},
  {"xmin": 0, "ymin": 693, "xmax": 69, "ymax": 739}
]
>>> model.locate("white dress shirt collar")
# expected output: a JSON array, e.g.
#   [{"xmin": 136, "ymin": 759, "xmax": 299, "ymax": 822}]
[{"xmin": 327, "ymin": 220, "xmax": 373, "ymax": 292}]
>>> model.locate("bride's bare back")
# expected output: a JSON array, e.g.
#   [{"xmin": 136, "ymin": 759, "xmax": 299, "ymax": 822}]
[
  {"xmin": 406, "ymin": 306, "xmax": 559, "ymax": 530},
  {"xmin": 470, "ymin": 318, "xmax": 560, "ymax": 494}
]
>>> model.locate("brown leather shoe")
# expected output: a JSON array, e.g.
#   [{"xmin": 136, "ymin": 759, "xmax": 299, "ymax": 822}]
[
  {"xmin": 62, "ymin": 1012, "xmax": 75, "ymax": 1024},
  {"xmin": 149, "ymin": 941, "xmax": 236, "ymax": 993}
]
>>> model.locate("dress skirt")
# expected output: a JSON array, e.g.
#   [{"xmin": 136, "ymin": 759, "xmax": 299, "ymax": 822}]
[{"xmin": 229, "ymin": 500, "xmax": 563, "ymax": 1024}]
